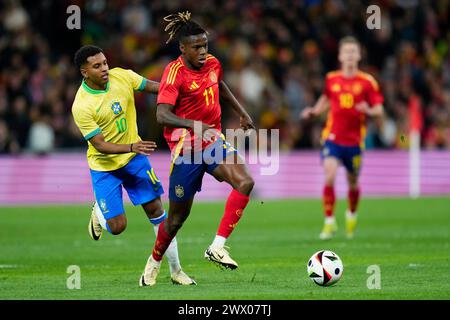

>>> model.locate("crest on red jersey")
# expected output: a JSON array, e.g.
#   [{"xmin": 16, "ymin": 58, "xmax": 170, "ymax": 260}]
[
  {"xmin": 352, "ymin": 83, "xmax": 363, "ymax": 95},
  {"xmin": 209, "ymin": 70, "xmax": 217, "ymax": 83},
  {"xmin": 331, "ymin": 84, "xmax": 341, "ymax": 92}
]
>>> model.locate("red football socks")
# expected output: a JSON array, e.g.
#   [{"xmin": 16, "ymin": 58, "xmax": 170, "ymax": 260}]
[
  {"xmin": 323, "ymin": 185, "xmax": 335, "ymax": 217},
  {"xmin": 217, "ymin": 189, "xmax": 250, "ymax": 238},
  {"xmin": 152, "ymin": 220, "xmax": 174, "ymax": 262},
  {"xmin": 348, "ymin": 187, "xmax": 360, "ymax": 213}
]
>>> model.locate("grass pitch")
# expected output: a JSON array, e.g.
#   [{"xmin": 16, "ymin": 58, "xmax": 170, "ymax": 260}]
[{"xmin": 1, "ymin": 197, "xmax": 449, "ymax": 300}]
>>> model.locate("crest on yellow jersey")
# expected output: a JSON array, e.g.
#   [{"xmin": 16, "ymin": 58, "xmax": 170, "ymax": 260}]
[{"xmin": 111, "ymin": 102, "xmax": 123, "ymax": 115}]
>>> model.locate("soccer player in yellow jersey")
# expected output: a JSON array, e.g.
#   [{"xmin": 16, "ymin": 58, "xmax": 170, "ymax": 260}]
[{"xmin": 71, "ymin": 45, "xmax": 195, "ymax": 285}]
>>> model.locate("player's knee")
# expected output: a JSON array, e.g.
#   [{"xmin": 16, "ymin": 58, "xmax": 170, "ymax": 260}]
[
  {"xmin": 236, "ymin": 176, "xmax": 254, "ymax": 195},
  {"xmin": 324, "ymin": 163, "xmax": 338, "ymax": 184},
  {"xmin": 324, "ymin": 171, "xmax": 337, "ymax": 185},
  {"xmin": 346, "ymin": 174, "xmax": 358, "ymax": 188},
  {"xmin": 165, "ymin": 222, "xmax": 180, "ymax": 236},
  {"xmin": 166, "ymin": 216, "xmax": 185, "ymax": 235},
  {"xmin": 110, "ymin": 223, "xmax": 126, "ymax": 235},
  {"xmin": 349, "ymin": 181, "xmax": 359, "ymax": 190},
  {"xmin": 107, "ymin": 217, "xmax": 127, "ymax": 235},
  {"xmin": 325, "ymin": 176, "xmax": 336, "ymax": 186}
]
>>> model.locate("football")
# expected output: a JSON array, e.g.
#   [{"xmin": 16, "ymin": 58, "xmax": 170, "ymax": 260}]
[{"xmin": 307, "ymin": 250, "xmax": 344, "ymax": 286}]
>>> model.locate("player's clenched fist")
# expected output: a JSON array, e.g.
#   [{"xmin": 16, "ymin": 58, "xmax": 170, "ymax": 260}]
[
  {"xmin": 354, "ymin": 101, "xmax": 370, "ymax": 114},
  {"xmin": 131, "ymin": 140, "xmax": 157, "ymax": 155},
  {"xmin": 240, "ymin": 115, "xmax": 256, "ymax": 131},
  {"xmin": 198, "ymin": 123, "xmax": 221, "ymax": 142},
  {"xmin": 301, "ymin": 107, "xmax": 316, "ymax": 119}
]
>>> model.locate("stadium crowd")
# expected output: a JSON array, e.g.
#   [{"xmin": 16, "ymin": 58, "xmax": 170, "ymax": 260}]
[{"xmin": 0, "ymin": 0, "xmax": 449, "ymax": 154}]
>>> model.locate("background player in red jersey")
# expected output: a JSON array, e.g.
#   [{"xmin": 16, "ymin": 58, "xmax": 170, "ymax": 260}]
[
  {"xmin": 302, "ymin": 36, "xmax": 384, "ymax": 240},
  {"xmin": 139, "ymin": 12, "xmax": 256, "ymax": 286}
]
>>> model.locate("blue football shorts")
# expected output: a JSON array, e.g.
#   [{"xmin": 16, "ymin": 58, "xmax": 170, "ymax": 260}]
[
  {"xmin": 90, "ymin": 154, "xmax": 164, "ymax": 220},
  {"xmin": 169, "ymin": 138, "xmax": 237, "ymax": 202},
  {"xmin": 321, "ymin": 140, "xmax": 362, "ymax": 175}
]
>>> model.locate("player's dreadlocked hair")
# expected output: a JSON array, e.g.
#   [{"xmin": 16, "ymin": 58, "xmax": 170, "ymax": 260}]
[{"xmin": 163, "ymin": 11, "xmax": 207, "ymax": 44}]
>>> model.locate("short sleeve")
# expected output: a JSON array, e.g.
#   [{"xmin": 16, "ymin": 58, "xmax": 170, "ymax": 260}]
[
  {"xmin": 323, "ymin": 74, "xmax": 331, "ymax": 98},
  {"xmin": 157, "ymin": 62, "xmax": 182, "ymax": 106},
  {"xmin": 366, "ymin": 77, "xmax": 384, "ymax": 106},
  {"xmin": 121, "ymin": 68, "xmax": 147, "ymax": 91},
  {"xmin": 72, "ymin": 105, "xmax": 101, "ymax": 140},
  {"xmin": 217, "ymin": 59, "xmax": 223, "ymax": 82},
  {"xmin": 208, "ymin": 55, "xmax": 223, "ymax": 82}
]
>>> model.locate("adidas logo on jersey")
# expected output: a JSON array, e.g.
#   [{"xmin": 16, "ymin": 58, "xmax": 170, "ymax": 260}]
[{"xmin": 189, "ymin": 81, "xmax": 199, "ymax": 90}]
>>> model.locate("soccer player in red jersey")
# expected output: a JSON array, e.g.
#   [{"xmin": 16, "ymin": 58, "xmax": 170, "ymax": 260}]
[
  {"xmin": 302, "ymin": 36, "xmax": 384, "ymax": 240},
  {"xmin": 139, "ymin": 12, "xmax": 256, "ymax": 286}
]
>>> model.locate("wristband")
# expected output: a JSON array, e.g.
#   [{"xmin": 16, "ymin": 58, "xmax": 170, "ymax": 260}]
[{"xmin": 130, "ymin": 143, "xmax": 133, "ymax": 152}]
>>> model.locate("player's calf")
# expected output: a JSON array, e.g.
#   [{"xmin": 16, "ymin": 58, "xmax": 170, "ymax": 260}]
[{"xmin": 164, "ymin": 216, "xmax": 187, "ymax": 236}]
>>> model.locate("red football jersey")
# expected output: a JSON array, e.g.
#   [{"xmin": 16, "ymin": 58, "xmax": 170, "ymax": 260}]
[
  {"xmin": 322, "ymin": 70, "xmax": 384, "ymax": 146},
  {"xmin": 157, "ymin": 54, "xmax": 223, "ymax": 153}
]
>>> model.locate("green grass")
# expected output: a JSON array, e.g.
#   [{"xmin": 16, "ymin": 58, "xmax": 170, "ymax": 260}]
[{"xmin": 1, "ymin": 197, "xmax": 449, "ymax": 300}]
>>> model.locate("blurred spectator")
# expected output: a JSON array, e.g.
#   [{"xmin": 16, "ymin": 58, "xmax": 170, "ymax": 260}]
[
  {"xmin": 27, "ymin": 105, "xmax": 54, "ymax": 154},
  {"xmin": 365, "ymin": 116, "xmax": 398, "ymax": 149},
  {"xmin": 7, "ymin": 96, "xmax": 31, "ymax": 148},
  {"xmin": 121, "ymin": 0, "xmax": 152, "ymax": 35},
  {"xmin": 0, "ymin": 119, "xmax": 20, "ymax": 154},
  {"xmin": 2, "ymin": 0, "xmax": 29, "ymax": 32},
  {"xmin": 0, "ymin": 0, "xmax": 449, "ymax": 153}
]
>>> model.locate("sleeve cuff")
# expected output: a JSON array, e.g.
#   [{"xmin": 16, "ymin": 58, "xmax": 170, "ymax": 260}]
[
  {"xmin": 84, "ymin": 128, "xmax": 101, "ymax": 140},
  {"xmin": 137, "ymin": 78, "xmax": 147, "ymax": 92}
]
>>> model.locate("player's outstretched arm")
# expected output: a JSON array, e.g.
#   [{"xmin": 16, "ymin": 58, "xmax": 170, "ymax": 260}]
[
  {"xmin": 156, "ymin": 103, "xmax": 214, "ymax": 130},
  {"xmin": 355, "ymin": 102, "xmax": 384, "ymax": 117},
  {"xmin": 142, "ymin": 79, "xmax": 160, "ymax": 94},
  {"xmin": 219, "ymin": 81, "xmax": 256, "ymax": 131},
  {"xmin": 89, "ymin": 133, "xmax": 157, "ymax": 156},
  {"xmin": 301, "ymin": 95, "xmax": 329, "ymax": 119},
  {"xmin": 156, "ymin": 104, "xmax": 195, "ymax": 129},
  {"xmin": 156, "ymin": 103, "xmax": 217, "ymax": 142}
]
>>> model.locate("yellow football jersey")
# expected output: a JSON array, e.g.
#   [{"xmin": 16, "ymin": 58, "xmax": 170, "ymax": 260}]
[{"xmin": 72, "ymin": 67, "xmax": 147, "ymax": 171}]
